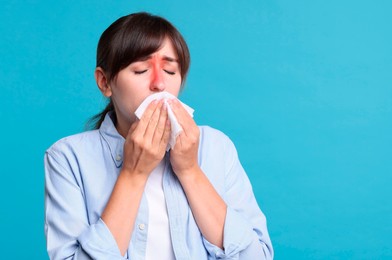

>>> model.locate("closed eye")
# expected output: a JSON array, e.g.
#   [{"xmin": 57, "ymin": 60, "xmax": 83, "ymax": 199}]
[
  {"xmin": 134, "ymin": 70, "xmax": 147, "ymax": 75},
  {"xmin": 164, "ymin": 70, "xmax": 175, "ymax": 75}
]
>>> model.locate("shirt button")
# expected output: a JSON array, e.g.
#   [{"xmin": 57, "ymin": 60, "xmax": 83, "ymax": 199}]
[
  {"xmin": 138, "ymin": 223, "xmax": 145, "ymax": 230},
  {"xmin": 115, "ymin": 154, "xmax": 122, "ymax": 161}
]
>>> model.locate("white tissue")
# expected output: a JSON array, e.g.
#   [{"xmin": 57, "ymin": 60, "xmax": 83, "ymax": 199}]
[{"xmin": 134, "ymin": 91, "xmax": 194, "ymax": 150}]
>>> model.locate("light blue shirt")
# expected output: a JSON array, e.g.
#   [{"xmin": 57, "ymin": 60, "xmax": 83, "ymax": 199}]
[{"xmin": 44, "ymin": 112, "xmax": 273, "ymax": 259}]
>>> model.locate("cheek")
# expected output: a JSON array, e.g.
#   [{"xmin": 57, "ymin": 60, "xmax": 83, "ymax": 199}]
[
  {"xmin": 164, "ymin": 72, "xmax": 182, "ymax": 91},
  {"xmin": 170, "ymin": 77, "xmax": 182, "ymax": 95},
  {"xmin": 169, "ymin": 85, "xmax": 181, "ymax": 97},
  {"xmin": 113, "ymin": 74, "xmax": 145, "ymax": 98},
  {"xmin": 110, "ymin": 80, "xmax": 141, "ymax": 111}
]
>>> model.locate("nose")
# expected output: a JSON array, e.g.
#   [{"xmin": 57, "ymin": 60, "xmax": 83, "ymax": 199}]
[{"xmin": 150, "ymin": 63, "xmax": 165, "ymax": 92}]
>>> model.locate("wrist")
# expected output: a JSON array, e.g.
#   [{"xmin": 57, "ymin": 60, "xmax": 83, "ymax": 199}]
[
  {"xmin": 175, "ymin": 165, "xmax": 202, "ymax": 183},
  {"xmin": 119, "ymin": 168, "xmax": 149, "ymax": 188}
]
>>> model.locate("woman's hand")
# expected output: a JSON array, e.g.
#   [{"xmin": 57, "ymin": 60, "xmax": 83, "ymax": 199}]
[
  {"xmin": 121, "ymin": 99, "xmax": 171, "ymax": 179},
  {"xmin": 168, "ymin": 99, "xmax": 200, "ymax": 177}
]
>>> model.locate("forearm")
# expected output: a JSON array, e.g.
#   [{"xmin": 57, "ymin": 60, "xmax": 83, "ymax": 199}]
[
  {"xmin": 177, "ymin": 166, "xmax": 227, "ymax": 249},
  {"xmin": 101, "ymin": 170, "xmax": 147, "ymax": 256}
]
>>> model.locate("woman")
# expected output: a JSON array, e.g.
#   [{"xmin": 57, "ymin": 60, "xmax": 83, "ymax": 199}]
[{"xmin": 44, "ymin": 12, "xmax": 273, "ymax": 259}]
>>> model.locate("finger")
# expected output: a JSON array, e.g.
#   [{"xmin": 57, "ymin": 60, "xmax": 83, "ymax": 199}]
[
  {"xmin": 169, "ymin": 99, "xmax": 196, "ymax": 135},
  {"xmin": 160, "ymin": 118, "xmax": 171, "ymax": 150},
  {"xmin": 127, "ymin": 121, "xmax": 138, "ymax": 136},
  {"xmin": 144, "ymin": 100, "xmax": 164, "ymax": 140},
  {"xmin": 152, "ymin": 101, "xmax": 169, "ymax": 144},
  {"xmin": 172, "ymin": 130, "xmax": 183, "ymax": 151},
  {"xmin": 134, "ymin": 99, "xmax": 160, "ymax": 135}
]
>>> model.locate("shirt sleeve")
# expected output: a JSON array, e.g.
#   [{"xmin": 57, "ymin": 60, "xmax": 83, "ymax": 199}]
[
  {"xmin": 202, "ymin": 137, "xmax": 274, "ymax": 259},
  {"xmin": 44, "ymin": 150, "xmax": 126, "ymax": 260}
]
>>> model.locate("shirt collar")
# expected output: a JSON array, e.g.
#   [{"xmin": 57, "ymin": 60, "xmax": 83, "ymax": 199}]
[{"xmin": 99, "ymin": 111, "xmax": 125, "ymax": 168}]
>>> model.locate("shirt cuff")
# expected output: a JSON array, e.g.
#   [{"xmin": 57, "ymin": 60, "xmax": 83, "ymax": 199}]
[
  {"xmin": 78, "ymin": 218, "xmax": 126, "ymax": 259},
  {"xmin": 202, "ymin": 207, "xmax": 254, "ymax": 258}
]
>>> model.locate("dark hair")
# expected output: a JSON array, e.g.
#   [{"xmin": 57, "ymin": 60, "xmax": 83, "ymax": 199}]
[{"xmin": 88, "ymin": 12, "xmax": 190, "ymax": 129}]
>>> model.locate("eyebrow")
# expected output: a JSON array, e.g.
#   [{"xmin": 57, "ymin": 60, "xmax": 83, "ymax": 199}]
[
  {"xmin": 137, "ymin": 55, "xmax": 178, "ymax": 63},
  {"xmin": 162, "ymin": 56, "xmax": 178, "ymax": 63}
]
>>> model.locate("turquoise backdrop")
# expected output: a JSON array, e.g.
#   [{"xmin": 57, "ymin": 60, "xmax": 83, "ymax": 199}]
[{"xmin": 1, "ymin": 1, "xmax": 391, "ymax": 259}]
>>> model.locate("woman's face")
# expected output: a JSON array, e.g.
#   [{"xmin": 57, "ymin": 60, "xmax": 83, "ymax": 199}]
[{"xmin": 109, "ymin": 37, "xmax": 182, "ymax": 124}]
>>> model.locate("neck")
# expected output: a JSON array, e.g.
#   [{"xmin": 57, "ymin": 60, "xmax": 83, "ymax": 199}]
[{"xmin": 114, "ymin": 113, "xmax": 135, "ymax": 139}]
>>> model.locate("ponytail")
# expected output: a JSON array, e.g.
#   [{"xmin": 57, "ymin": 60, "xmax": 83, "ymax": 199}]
[{"xmin": 86, "ymin": 100, "xmax": 115, "ymax": 130}]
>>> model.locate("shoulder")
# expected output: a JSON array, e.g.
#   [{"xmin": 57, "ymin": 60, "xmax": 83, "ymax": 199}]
[
  {"xmin": 197, "ymin": 126, "xmax": 245, "ymax": 192},
  {"xmin": 197, "ymin": 125, "xmax": 239, "ymax": 168},
  {"xmin": 198, "ymin": 125, "xmax": 236, "ymax": 151},
  {"xmin": 44, "ymin": 130, "xmax": 103, "ymax": 181},
  {"xmin": 46, "ymin": 130, "xmax": 100, "ymax": 159}
]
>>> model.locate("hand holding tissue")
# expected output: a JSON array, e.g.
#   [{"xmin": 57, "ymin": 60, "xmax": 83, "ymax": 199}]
[{"xmin": 135, "ymin": 91, "xmax": 194, "ymax": 150}]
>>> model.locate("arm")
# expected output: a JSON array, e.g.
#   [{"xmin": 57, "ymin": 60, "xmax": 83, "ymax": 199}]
[
  {"xmin": 169, "ymin": 99, "xmax": 273, "ymax": 259},
  {"xmin": 45, "ymin": 100, "xmax": 171, "ymax": 259},
  {"xmin": 45, "ymin": 151, "xmax": 124, "ymax": 260},
  {"xmin": 219, "ymin": 142, "xmax": 274, "ymax": 259},
  {"xmin": 169, "ymin": 99, "xmax": 226, "ymax": 249},
  {"xmin": 176, "ymin": 166, "xmax": 227, "ymax": 249}
]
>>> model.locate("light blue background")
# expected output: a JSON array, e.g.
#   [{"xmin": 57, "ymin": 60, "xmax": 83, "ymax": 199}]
[{"xmin": 1, "ymin": 1, "xmax": 391, "ymax": 259}]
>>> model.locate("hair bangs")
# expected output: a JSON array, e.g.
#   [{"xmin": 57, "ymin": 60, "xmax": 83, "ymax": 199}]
[{"xmin": 108, "ymin": 17, "xmax": 170, "ymax": 82}]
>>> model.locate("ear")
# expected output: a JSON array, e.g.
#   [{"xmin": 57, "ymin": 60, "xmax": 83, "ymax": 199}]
[{"xmin": 95, "ymin": 67, "xmax": 112, "ymax": 97}]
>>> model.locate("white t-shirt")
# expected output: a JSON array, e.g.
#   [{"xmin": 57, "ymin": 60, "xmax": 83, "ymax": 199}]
[{"xmin": 144, "ymin": 160, "xmax": 175, "ymax": 260}]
